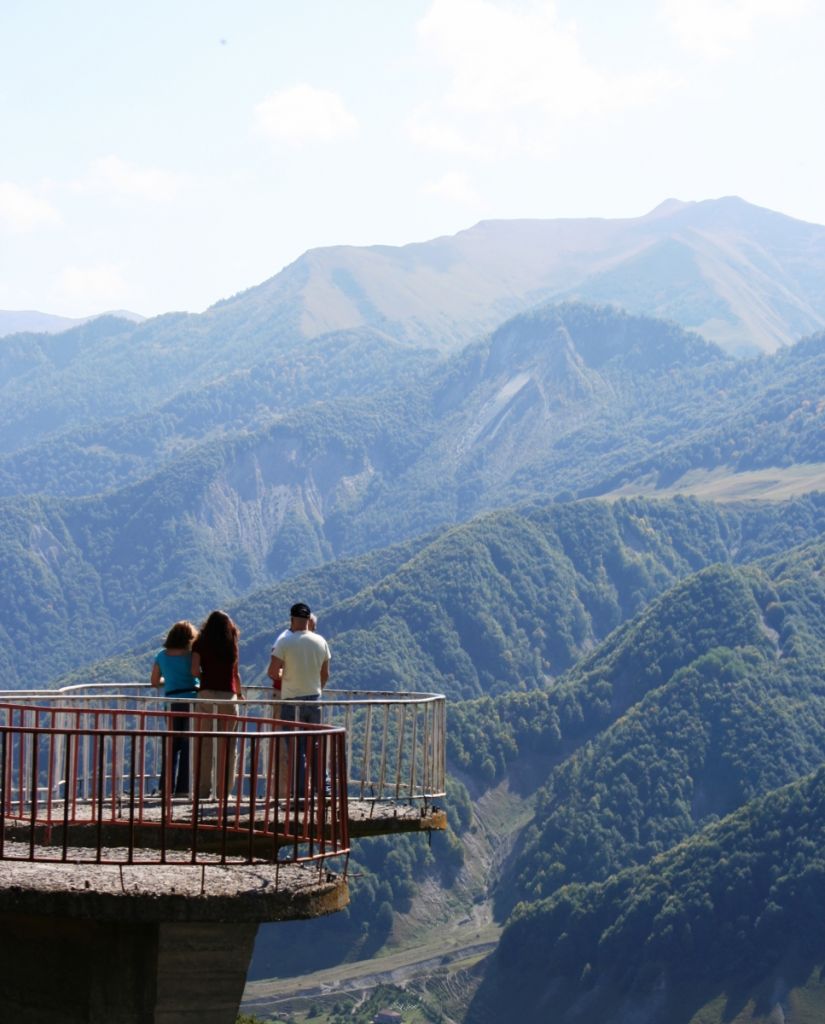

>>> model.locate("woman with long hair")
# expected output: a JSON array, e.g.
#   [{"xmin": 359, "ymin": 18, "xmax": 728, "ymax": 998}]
[
  {"xmin": 191, "ymin": 610, "xmax": 242, "ymax": 801},
  {"xmin": 150, "ymin": 620, "xmax": 199, "ymax": 796}
]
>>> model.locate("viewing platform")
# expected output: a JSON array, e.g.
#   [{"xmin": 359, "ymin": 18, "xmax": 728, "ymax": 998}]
[{"xmin": 0, "ymin": 684, "xmax": 447, "ymax": 1023}]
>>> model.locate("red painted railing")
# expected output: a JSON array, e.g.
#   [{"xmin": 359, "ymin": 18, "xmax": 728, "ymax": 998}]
[{"xmin": 0, "ymin": 701, "xmax": 349, "ymax": 871}]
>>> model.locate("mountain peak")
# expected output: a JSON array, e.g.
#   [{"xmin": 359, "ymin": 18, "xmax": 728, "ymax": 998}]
[
  {"xmin": 647, "ymin": 198, "xmax": 692, "ymax": 218},
  {"xmin": 203, "ymin": 197, "xmax": 825, "ymax": 357}
]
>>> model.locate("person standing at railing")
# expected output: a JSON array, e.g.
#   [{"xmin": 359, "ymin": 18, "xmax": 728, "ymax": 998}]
[
  {"xmin": 191, "ymin": 610, "xmax": 243, "ymax": 801},
  {"xmin": 268, "ymin": 611, "xmax": 318, "ymax": 796},
  {"xmin": 150, "ymin": 620, "xmax": 200, "ymax": 796},
  {"xmin": 270, "ymin": 611, "xmax": 318, "ymax": 710},
  {"xmin": 267, "ymin": 603, "xmax": 330, "ymax": 799}
]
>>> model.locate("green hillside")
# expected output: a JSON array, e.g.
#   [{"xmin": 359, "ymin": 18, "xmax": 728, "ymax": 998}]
[
  {"xmin": 0, "ymin": 324, "xmax": 435, "ymax": 495},
  {"xmin": 591, "ymin": 330, "xmax": 825, "ymax": 494},
  {"xmin": 501, "ymin": 556, "xmax": 825, "ymax": 907},
  {"xmin": 46, "ymin": 493, "xmax": 825, "ymax": 696},
  {"xmin": 8, "ymin": 294, "xmax": 825, "ymax": 687},
  {"xmin": 469, "ymin": 763, "xmax": 825, "ymax": 1024},
  {"xmin": 241, "ymin": 526, "xmax": 825, "ymax": 1013}
]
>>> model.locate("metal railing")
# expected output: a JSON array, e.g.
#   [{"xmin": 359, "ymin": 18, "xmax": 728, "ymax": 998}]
[
  {"xmin": 246, "ymin": 688, "xmax": 446, "ymax": 804},
  {"xmin": 5, "ymin": 684, "xmax": 447, "ymax": 806},
  {"xmin": 0, "ymin": 700, "xmax": 349, "ymax": 871}
]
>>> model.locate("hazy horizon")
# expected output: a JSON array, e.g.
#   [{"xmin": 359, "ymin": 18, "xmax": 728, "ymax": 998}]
[{"xmin": 2, "ymin": 1, "xmax": 824, "ymax": 319}]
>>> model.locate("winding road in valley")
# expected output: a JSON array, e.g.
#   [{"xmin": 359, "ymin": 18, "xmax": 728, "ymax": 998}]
[{"xmin": 241, "ymin": 923, "xmax": 501, "ymax": 1012}]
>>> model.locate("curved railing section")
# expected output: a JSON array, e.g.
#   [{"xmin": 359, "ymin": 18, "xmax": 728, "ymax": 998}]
[
  {"xmin": 247, "ymin": 687, "xmax": 447, "ymax": 805},
  {"xmin": 3, "ymin": 684, "xmax": 447, "ymax": 807},
  {"xmin": 0, "ymin": 699, "xmax": 349, "ymax": 872}
]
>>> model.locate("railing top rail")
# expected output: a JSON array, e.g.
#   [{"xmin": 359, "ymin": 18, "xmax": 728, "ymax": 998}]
[
  {"xmin": 0, "ymin": 684, "xmax": 446, "ymax": 708},
  {"xmin": 0, "ymin": 702, "xmax": 344, "ymax": 737}
]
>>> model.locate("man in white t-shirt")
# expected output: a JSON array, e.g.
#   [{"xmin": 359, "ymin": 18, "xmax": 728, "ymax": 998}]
[
  {"xmin": 268, "ymin": 605, "xmax": 329, "ymax": 699},
  {"xmin": 267, "ymin": 603, "xmax": 330, "ymax": 797}
]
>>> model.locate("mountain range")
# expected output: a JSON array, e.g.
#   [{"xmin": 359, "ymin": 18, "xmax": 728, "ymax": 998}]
[
  {"xmin": 4, "ymin": 196, "xmax": 825, "ymax": 1020},
  {"xmin": 3, "ymin": 297, "xmax": 825, "ymax": 689},
  {"xmin": 0, "ymin": 308, "xmax": 145, "ymax": 338},
  {"xmin": 6, "ymin": 196, "xmax": 825, "ymax": 362},
  {"xmin": 198, "ymin": 196, "xmax": 825, "ymax": 356}
]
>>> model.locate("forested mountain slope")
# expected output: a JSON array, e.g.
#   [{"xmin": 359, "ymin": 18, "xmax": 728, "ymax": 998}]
[
  {"xmin": 592, "ymin": 329, "xmax": 825, "ymax": 493},
  {"xmin": 469, "ymin": 763, "xmax": 825, "ymax": 1024},
  {"xmin": 241, "ymin": 525, "xmax": 825, "ymax": 1009},
  {"xmin": 8, "ymin": 298, "xmax": 825, "ymax": 688},
  {"xmin": 431, "ymin": 538, "xmax": 825, "ymax": 1022},
  {"xmin": 0, "ymin": 320, "xmax": 436, "ymax": 480},
  {"xmin": 503, "ymin": 555, "xmax": 825, "ymax": 902},
  {"xmin": 0, "ymin": 301, "xmax": 724, "ymax": 499},
  {"xmin": 33, "ymin": 493, "xmax": 825, "ymax": 694}
]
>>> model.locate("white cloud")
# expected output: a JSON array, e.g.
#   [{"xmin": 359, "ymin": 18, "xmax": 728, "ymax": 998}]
[
  {"xmin": 417, "ymin": 0, "xmax": 673, "ymax": 119},
  {"xmin": 422, "ymin": 170, "xmax": 482, "ymax": 205},
  {"xmin": 254, "ymin": 84, "xmax": 359, "ymax": 145},
  {"xmin": 661, "ymin": 0, "xmax": 812, "ymax": 58},
  {"xmin": 411, "ymin": 0, "xmax": 676, "ymax": 158},
  {"xmin": 82, "ymin": 155, "xmax": 185, "ymax": 201},
  {"xmin": 0, "ymin": 181, "xmax": 62, "ymax": 232},
  {"xmin": 407, "ymin": 104, "xmax": 491, "ymax": 158},
  {"xmin": 55, "ymin": 264, "xmax": 131, "ymax": 311}
]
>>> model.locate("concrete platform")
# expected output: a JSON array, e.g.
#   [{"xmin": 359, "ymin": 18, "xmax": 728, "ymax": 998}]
[
  {"xmin": 348, "ymin": 800, "xmax": 447, "ymax": 837},
  {"xmin": 0, "ymin": 846, "xmax": 349, "ymax": 1024},
  {"xmin": 0, "ymin": 798, "xmax": 444, "ymax": 1022},
  {"xmin": 2, "ymin": 796, "xmax": 446, "ymax": 857},
  {"xmin": 0, "ymin": 844, "xmax": 348, "ymax": 923}
]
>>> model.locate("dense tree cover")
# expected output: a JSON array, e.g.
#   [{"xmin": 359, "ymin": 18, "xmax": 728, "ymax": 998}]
[
  {"xmin": 447, "ymin": 530, "xmax": 825, "ymax": 781},
  {"xmin": 42, "ymin": 493, "xmax": 825, "ymax": 698},
  {"xmin": 0, "ymin": 325, "xmax": 436, "ymax": 497},
  {"xmin": 6, "ymin": 298, "xmax": 825, "ymax": 688},
  {"xmin": 473, "ymin": 764, "xmax": 825, "ymax": 1022},
  {"xmin": 445, "ymin": 548, "xmax": 825, "ymax": 917},
  {"xmin": 52, "ymin": 532, "xmax": 437, "ymax": 688},
  {"xmin": 447, "ymin": 561, "xmax": 774, "ymax": 781},
  {"xmin": 591, "ymin": 332, "xmax": 825, "ymax": 492},
  {"xmin": 508, "ymin": 642, "xmax": 825, "ymax": 907}
]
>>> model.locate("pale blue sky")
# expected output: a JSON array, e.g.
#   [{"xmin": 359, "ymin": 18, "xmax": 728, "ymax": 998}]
[{"xmin": 1, "ymin": 0, "xmax": 823, "ymax": 317}]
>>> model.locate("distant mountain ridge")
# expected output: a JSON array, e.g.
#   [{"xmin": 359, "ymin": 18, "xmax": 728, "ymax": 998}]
[
  {"xmin": 0, "ymin": 309, "xmax": 144, "ymax": 338},
  {"xmin": 2, "ymin": 198, "xmax": 824, "ymax": 471},
  {"xmin": 215, "ymin": 196, "xmax": 825, "ymax": 355},
  {"xmin": 5, "ymin": 197, "xmax": 823, "ymax": 358}
]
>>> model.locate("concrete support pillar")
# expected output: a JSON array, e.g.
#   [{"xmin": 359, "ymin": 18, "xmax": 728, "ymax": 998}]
[
  {"xmin": 155, "ymin": 922, "xmax": 259, "ymax": 1023},
  {"xmin": 0, "ymin": 913, "xmax": 257, "ymax": 1024}
]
